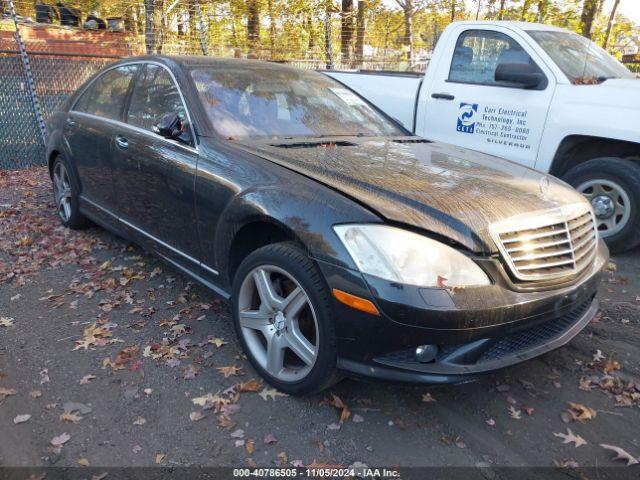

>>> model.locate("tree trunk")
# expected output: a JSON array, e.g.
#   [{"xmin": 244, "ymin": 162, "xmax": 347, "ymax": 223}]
[
  {"xmin": 354, "ymin": 0, "xmax": 366, "ymax": 67},
  {"xmin": 520, "ymin": 0, "xmax": 531, "ymax": 20},
  {"xmin": 580, "ymin": 0, "xmax": 599, "ymax": 39},
  {"xmin": 536, "ymin": 0, "xmax": 547, "ymax": 22},
  {"xmin": 144, "ymin": 0, "xmax": 163, "ymax": 54},
  {"xmin": 341, "ymin": 0, "xmax": 354, "ymax": 63},
  {"xmin": 498, "ymin": 0, "xmax": 506, "ymax": 20},
  {"xmin": 268, "ymin": 0, "xmax": 277, "ymax": 57},
  {"xmin": 450, "ymin": 0, "xmax": 456, "ymax": 22},
  {"xmin": 402, "ymin": 0, "xmax": 413, "ymax": 61},
  {"xmin": 247, "ymin": 0, "xmax": 260, "ymax": 58},
  {"xmin": 602, "ymin": 0, "xmax": 620, "ymax": 49},
  {"xmin": 325, "ymin": 5, "xmax": 333, "ymax": 69}
]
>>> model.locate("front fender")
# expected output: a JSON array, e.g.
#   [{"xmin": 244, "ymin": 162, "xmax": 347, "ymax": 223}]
[{"xmin": 213, "ymin": 185, "xmax": 381, "ymax": 284}]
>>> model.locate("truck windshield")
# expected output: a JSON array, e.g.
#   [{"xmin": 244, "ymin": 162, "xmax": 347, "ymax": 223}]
[
  {"xmin": 190, "ymin": 66, "xmax": 405, "ymax": 139},
  {"xmin": 527, "ymin": 30, "xmax": 634, "ymax": 84}
]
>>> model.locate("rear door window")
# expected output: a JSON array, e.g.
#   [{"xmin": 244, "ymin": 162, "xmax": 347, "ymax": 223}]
[
  {"xmin": 126, "ymin": 64, "xmax": 187, "ymax": 132},
  {"xmin": 74, "ymin": 65, "xmax": 137, "ymax": 120}
]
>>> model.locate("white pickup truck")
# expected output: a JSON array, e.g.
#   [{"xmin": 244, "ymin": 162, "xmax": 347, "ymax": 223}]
[{"xmin": 326, "ymin": 21, "xmax": 640, "ymax": 252}]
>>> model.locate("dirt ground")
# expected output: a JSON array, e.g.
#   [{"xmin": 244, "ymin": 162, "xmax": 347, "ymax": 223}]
[{"xmin": 1, "ymin": 167, "xmax": 639, "ymax": 476}]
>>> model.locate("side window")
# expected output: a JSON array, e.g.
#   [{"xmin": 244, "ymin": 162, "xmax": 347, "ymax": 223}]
[
  {"xmin": 74, "ymin": 65, "xmax": 137, "ymax": 120},
  {"xmin": 127, "ymin": 64, "xmax": 187, "ymax": 132},
  {"xmin": 448, "ymin": 30, "xmax": 540, "ymax": 87}
]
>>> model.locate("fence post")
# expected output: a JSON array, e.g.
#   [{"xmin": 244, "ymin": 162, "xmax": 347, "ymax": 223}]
[
  {"xmin": 195, "ymin": 3, "xmax": 209, "ymax": 55},
  {"xmin": 5, "ymin": 0, "xmax": 46, "ymax": 148}
]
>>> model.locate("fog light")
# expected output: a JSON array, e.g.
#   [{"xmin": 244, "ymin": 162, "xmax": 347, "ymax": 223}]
[{"xmin": 415, "ymin": 345, "xmax": 438, "ymax": 363}]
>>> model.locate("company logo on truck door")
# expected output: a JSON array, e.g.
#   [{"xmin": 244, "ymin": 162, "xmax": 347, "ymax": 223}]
[{"xmin": 457, "ymin": 103, "xmax": 478, "ymax": 134}]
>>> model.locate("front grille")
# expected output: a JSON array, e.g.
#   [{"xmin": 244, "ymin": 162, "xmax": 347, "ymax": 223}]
[{"xmin": 490, "ymin": 204, "xmax": 597, "ymax": 282}]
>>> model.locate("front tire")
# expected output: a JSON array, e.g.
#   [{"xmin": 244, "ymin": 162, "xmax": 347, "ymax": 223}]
[
  {"xmin": 564, "ymin": 157, "xmax": 640, "ymax": 253},
  {"xmin": 231, "ymin": 242, "xmax": 339, "ymax": 395},
  {"xmin": 51, "ymin": 155, "xmax": 88, "ymax": 229}
]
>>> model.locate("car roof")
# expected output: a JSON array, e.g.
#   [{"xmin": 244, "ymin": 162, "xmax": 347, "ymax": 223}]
[
  {"xmin": 112, "ymin": 55, "xmax": 306, "ymax": 74},
  {"xmin": 451, "ymin": 20, "xmax": 568, "ymax": 33}
]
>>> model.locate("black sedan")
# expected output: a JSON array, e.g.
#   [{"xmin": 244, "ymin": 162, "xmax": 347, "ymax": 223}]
[{"xmin": 45, "ymin": 56, "xmax": 608, "ymax": 395}]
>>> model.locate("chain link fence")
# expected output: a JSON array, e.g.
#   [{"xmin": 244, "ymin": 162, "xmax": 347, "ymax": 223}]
[{"xmin": 0, "ymin": 0, "xmax": 429, "ymax": 169}]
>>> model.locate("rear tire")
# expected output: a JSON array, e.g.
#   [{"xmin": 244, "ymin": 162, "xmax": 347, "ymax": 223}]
[
  {"xmin": 231, "ymin": 242, "xmax": 339, "ymax": 395},
  {"xmin": 51, "ymin": 155, "xmax": 88, "ymax": 230},
  {"xmin": 563, "ymin": 157, "xmax": 640, "ymax": 253}
]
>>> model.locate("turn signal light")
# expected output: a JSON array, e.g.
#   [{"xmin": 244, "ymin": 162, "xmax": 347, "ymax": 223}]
[{"xmin": 332, "ymin": 288, "xmax": 379, "ymax": 316}]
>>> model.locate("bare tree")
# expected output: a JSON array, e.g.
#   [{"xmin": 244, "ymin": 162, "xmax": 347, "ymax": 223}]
[{"xmin": 603, "ymin": 0, "xmax": 621, "ymax": 49}]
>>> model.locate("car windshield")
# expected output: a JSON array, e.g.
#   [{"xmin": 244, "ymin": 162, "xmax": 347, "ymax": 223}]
[
  {"xmin": 190, "ymin": 66, "xmax": 405, "ymax": 139},
  {"xmin": 527, "ymin": 30, "xmax": 634, "ymax": 84}
]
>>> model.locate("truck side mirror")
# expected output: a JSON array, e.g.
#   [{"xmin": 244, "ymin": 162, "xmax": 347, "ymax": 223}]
[{"xmin": 495, "ymin": 62, "xmax": 544, "ymax": 89}]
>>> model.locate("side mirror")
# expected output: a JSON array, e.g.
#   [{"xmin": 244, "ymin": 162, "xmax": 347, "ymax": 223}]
[
  {"xmin": 153, "ymin": 112, "xmax": 191, "ymax": 145},
  {"xmin": 495, "ymin": 62, "xmax": 544, "ymax": 89}
]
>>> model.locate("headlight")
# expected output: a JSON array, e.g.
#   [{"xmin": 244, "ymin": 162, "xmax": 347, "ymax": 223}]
[{"xmin": 333, "ymin": 224, "xmax": 490, "ymax": 288}]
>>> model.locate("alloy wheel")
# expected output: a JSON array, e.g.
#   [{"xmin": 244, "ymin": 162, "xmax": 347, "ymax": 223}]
[
  {"xmin": 577, "ymin": 179, "xmax": 631, "ymax": 237},
  {"xmin": 53, "ymin": 161, "xmax": 72, "ymax": 222},
  {"xmin": 237, "ymin": 265, "xmax": 319, "ymax": 382}
]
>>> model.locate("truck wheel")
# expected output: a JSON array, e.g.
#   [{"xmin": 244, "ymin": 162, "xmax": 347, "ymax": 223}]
[{"xmin": 563, "ymin": 157, "xmax": 640, "ymax": 253}]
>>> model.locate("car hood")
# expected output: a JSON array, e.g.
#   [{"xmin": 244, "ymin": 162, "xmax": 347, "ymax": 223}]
[{"xmin": 236, "ymin": 137, "xmax": 587, "ymax": 253}]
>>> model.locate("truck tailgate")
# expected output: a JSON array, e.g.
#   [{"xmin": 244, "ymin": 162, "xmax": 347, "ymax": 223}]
[{"xmin": 324, "ymin": 71, "xmax": 422, "ymax": 130}]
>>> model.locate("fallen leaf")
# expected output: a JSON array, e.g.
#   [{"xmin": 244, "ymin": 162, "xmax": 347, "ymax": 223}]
[
  {"xmin": 508, "ymin": 405, "xmax": 522, "ymax": 420},
  {"xmin": 421, "ymin": 392, "xmax": 436, "ymax": 403},
  {"xmin": 29, "ymin": 390, "xmax": 42, "ymax": 398},
  {"xmin": 239, "ymin": 379, "xmax": 262, "ymax": 392},
  {"xmin": 217, "ymin": 365, "xmax": 243, "ymax": 378},
  {"xmin": 80, "ymin": 375, "xmax": 96, "ymax": 385},
  {"xmin": 486, "ymin": 418, "xmax": 496, "ymax": 426},
  {"xmin": 133, "ymin": 444, "xmax": 142, "ymax": 454},
  {"xmin": 264, "ymin": 433, "xmax": 278, "ymax": 444},
  {"xmin": 230, "ymin": 429, "xmax": 245, "ymax": 439},
  {"xmin": 600, "ymin": 444, "xmax": 639, "ymax": 466},
  {"xmin": 246, "ymin": 439, "xmax": 255, "ymax": 454},
  {"xmin": 352, "ymin": 414, "xmax": 364, "ymax": 423},
  {"xmin": 0, "ymin": 317, "xmax": 15, "ymax": 327},
  {"xmin": 133, "ymin": 416, "xmax": 146, "ymax": 425},
  {"xmin": 278, "ymin": 451, "xmax": 288, "ymax": 465},
  {"xmin": 566, "ymin": 402, "xmax": 596, "ymax": 423},
  {"xmin": 189, "ymin": 411, "xmax": 205, "ymax": 422},
  {"xmin": 51, "ymin": 432, "xmax": 71, "ymax": 447},
  {"xmin": 553, "ymin": 429, "xmax": 587, "ymax": 448},
  {"xmin": 60, "ymin": 412, "xmax": 83, "ymax": 424},
  {"xmin": 592, "ymin": 349, "xmax": 605, "ymax": 362},
  {"xmin": 259, "ymin": 387, "xmax": 288, "ymax": 401},
  {"xmin": 0, "ymin": 387, "xmax": 17, "ymax": 401},
  {"xmin": 604, "ymin": 359, "xmax": 621, "ymax": 374},
  {"xmin": 208, "ymin": 337, "xmax": 228, "ymax": 348},
  {"xmin": 578, "ymin": 377, "xmax": 593, "ymax": 391},
  {"xmin": 76, "ymin": 458, "xmax": 90, "ymax": 467},
  {"xmin": 155, "ymin": 453, "xmax": 166, "ymax": 464},
  {"xmin": 13, "ymin": 414, "xmax": 31, "ymax": 424}
]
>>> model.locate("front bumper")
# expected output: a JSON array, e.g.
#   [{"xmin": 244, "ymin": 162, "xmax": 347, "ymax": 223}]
[{"xmin": 316, "ymin": 239, "xmax": 608, "ymax": 384}]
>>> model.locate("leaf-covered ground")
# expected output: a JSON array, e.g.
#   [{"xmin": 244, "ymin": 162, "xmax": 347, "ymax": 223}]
[{"xmin": 1, "ymin": 167, "xmax": 639, "ymax": 472}]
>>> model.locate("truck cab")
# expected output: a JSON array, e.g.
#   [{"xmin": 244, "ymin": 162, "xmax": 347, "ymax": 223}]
[{"xmin": 327, "ymin": 21, "xmax": 640, "ymax": 252}]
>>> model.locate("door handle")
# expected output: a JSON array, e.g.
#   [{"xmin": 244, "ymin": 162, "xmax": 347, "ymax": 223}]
[
  {"xmin": 66, "ymin": 117, "xmax": 76, "ymax": 127},
  {"xmin": 431, "ymin": 93, "xmax": 455, "ymax": 100},
  {"xmin": 115, "ymin": 135, "xmax": 129, "ymax": 149}
]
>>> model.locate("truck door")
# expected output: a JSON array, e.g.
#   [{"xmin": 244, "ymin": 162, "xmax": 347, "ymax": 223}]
[{"xmin": 421, "ymin": 26, "xmax": 555, "ymax": 168}]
